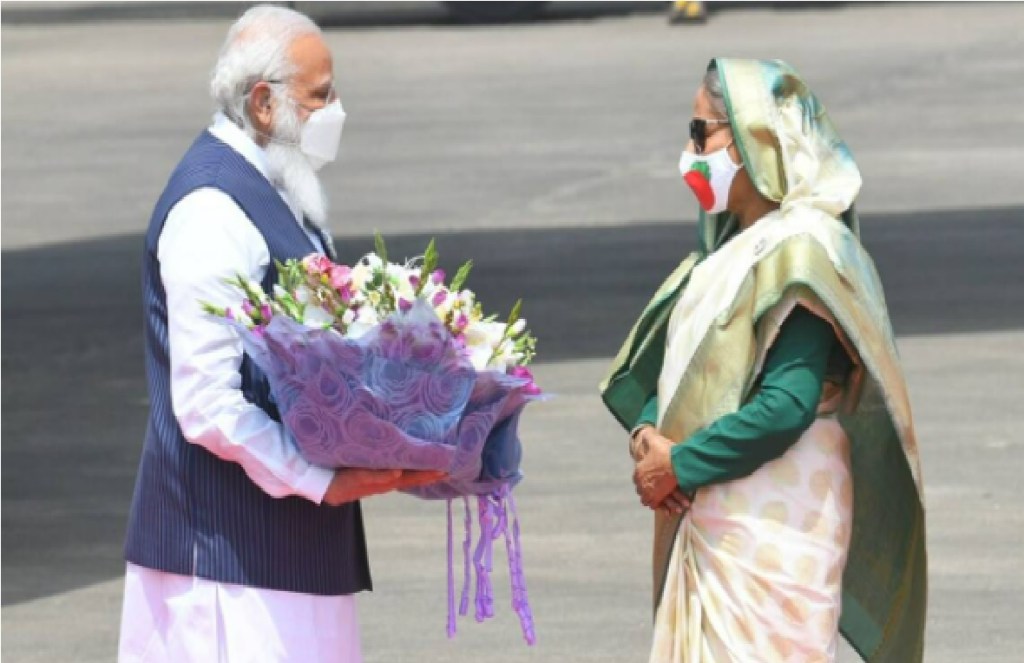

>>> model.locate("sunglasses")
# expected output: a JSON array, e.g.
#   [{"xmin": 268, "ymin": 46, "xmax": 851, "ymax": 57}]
[{"xmin": 689, "ymin": 117, "xmax": 730, "ymax": 154}]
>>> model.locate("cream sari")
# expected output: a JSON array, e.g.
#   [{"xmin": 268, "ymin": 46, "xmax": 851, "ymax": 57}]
[{"xmin": 650, "ymin": 211, "xmax": 856, "ymax": 663}]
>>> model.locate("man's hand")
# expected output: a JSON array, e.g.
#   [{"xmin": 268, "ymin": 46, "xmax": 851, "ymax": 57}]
[
  {"xmin": 632, "ymin": 428, "xmax": 680, "ymax": 509},
  {"xmin": 323, "ymin": 468, "xmax": 446, "ymax": 506}
]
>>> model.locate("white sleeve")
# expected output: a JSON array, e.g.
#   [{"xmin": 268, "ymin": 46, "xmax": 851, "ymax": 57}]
[{"xmin": 158, "ymin": 188, "xmax": 333, "ymax": 503}]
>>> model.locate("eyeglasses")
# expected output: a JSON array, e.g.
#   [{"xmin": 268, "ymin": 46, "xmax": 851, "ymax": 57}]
[
  {"xmin": 261, "ymin": 79, "xmax": 338, "ymax": 109},
  {"xmin": 689, "ymin": 117, "xmax": 730, "ymax": 154}
]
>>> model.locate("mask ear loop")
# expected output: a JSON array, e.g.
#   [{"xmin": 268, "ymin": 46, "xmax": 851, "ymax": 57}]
[{"xmin": 721, "ymin": 140, "xmax": 744, "ymax": 170}]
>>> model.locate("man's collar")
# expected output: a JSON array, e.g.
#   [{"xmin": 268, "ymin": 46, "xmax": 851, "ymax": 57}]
[{"xmin": 209, "ymin": 112, "xmax": 272, "ymax": 181}]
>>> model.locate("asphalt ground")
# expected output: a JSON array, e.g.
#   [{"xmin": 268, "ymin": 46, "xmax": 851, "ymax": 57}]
[{"xmin": 2, "ymin": 3, "xmax": 1023, "ymax": 661}]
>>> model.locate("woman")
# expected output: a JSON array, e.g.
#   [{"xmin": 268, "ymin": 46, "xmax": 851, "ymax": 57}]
[{"xmin": 600, "ymin": 59, "xmax": 926, "ymax": 662}]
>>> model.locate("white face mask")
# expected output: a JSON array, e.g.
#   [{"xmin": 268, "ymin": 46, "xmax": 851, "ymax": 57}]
[
  {"xmin": 300, "ymin": 99, "xmax": 346, "ymax": 171},
  {"xmin": 678, "ymin": 144, "xmax": 742, "ymax": 215}
]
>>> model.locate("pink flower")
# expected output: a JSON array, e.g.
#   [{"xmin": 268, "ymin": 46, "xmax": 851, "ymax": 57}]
[
  {"xmin": 431, "ymin": 269, "xmax": 446, "ymax": 285},
  {"xmin": 432, "ymin": 290, "xmax": 447, "ymax": 307},
  {"xmin": 455, "ymin": 313, "xmax": 469, "ymax": 330},
  {"xmin": 510, "ymin": 365, "xmax": 533, "ymax": 381},
  {"xmin": 260, "ymin": 304, "xmax": 273, "ymax": 320},
  {"xmin": 328, "ymin": 264, "xmax": 352, "ymax": 290},
  {"xmin": 510, "ymin": 365, "xmax": 541, "ymax": 395},
  {"xmin": 398, "ymin": 298, "xmax": 413, "ymax": 313},
  {"xmin": 302, "ymin": 254, "xmax": 333, "ymax": 275},
  {"xmin": 409, "ymin": 274, "xmax": 421, "ymax": 287},
  {"xmin": 225, "ymin": 308, "xmax": 235, "ymax": 321},
  {"xmin": 242, "ymin": 300, "xmax": 255, "ymax": 316}
]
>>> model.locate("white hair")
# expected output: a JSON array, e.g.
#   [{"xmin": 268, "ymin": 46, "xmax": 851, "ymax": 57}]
[{"xmin": 209, "ymin": 4, "xmax": 322, "ymax": 131}]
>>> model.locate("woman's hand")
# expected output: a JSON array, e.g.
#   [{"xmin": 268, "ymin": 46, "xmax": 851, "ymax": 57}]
[
  {"xmin": 658, "ymin": 488, "xmax": 692, "ymax": 516},
  {"xmin": 631, "ymin": 428, "xmax": 681, "ymax": 509}
]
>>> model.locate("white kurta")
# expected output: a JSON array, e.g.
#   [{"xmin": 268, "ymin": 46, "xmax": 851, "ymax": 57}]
[
  {"xmin": 120, "ymin": 564, "xmax": 362, "ymax": 663},
  {"xmin": 119, "ymin": 115, "xmax": 361, "ymax": 662}
]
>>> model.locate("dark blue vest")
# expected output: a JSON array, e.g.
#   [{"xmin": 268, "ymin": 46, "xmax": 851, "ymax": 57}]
[{"xmin": 125, "ymin": 131, "xmax": 372, "ymax": 596}]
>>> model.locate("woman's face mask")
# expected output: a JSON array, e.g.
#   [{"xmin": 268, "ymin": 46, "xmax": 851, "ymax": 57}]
[{"xmin": 678, "ymin": 143, "xmax": 742, "ymax": 214}]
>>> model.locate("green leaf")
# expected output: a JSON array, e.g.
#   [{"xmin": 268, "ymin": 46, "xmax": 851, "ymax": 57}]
[
  {"xmin": 200, "ymin": 301, "xmax": 226, "ymax": 316},
  {"xmin": 506, "ymin": 299, "xmax": 522, "ymax": 328},
  {"xmin": 449, "ymin": 260, "xmax": 473, "ymax": 292},
  {"xmin": 230, "ymin": 274, "xmax": 266, "ymax": 304},
  {"xmin": 416, "ymin": 238, "xmax": 439, "ymax": 295},
  {"xmin": 424, "ymin": 238, "xmax": 438, "ymax": 272},
  {"xmin": 374, "ymin": 231, "xmax": 388, "ymax": 264}
]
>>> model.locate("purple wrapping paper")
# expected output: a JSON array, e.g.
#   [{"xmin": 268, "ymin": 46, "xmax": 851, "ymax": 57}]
[
  {"xmin": 235, "ymin": 301, "xmax": 539, "ymax": 495},
  {"xmin": 232, "ymin": 300, "xmax": 539, "ymax": 643}
]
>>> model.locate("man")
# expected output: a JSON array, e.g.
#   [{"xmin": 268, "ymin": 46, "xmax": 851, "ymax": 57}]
[{"xmin": 119, "ymin": 6, "xmax": 441, "ymax": 661}]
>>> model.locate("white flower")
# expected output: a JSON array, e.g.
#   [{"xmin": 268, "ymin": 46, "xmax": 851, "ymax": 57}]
[
  {"xmin": 464, "ymin": 320, "xmax": 505, "ymax": 371},
  {"xmin": 458, "ymin": 289, "xmax": 476, "ymax": 308},
  {"xmin": 359, "ymin": 253, "xmax": 384, "ymax": 271},
  {"xmin": 347, "ymin": 305, "xmax": 379, "ymax": 339},
  {"xmin": 391, "ymin": 267, "xmax": 417, "ymax": 301},
  {"xmin": 509, "ymin": 318, "xmax": 526, "ymax": 336},
  {"xmin": 420, "ymin": 280, "xmax": 439, "ymax": 298},
  {"xmin": 341, "ymin": 308, "xmax": 357, "ymax": 326},
  {"xmin": 294, "ymin": 285, "xmax": 313, "ymax": 305},
  {"xmin": 350, "ymin": 262, "xmax": 373, "ymax": 291},
  {"xmin": 356, "ymin": 306, "xmax": 379, "ymax": 326},
  {"xmin": 431, "ymin": 288, "xmax": 455, "ymax": 318},
  {"xmin": 385, "ymin": 262, "xmax": 410, "ymax": 282},
  {"xmin": 351, "ymin": 253, "xmax": 383, "ymax": 292},
  {"xmin": 302, "ymin": 304, "xmax": 333, "ymax": 329},
  {"xmin": 487, "ymin": 339, "xmax": 518, "ymax": 372}
]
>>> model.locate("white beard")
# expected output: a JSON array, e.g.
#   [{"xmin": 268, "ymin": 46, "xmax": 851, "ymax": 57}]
[{"xmin": 263, "ymin": 101, "xmax": 328, "ymax": 228}]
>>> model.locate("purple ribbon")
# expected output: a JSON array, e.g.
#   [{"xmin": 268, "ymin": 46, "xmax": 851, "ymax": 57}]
[
  {"xmin": 473, "ymin": 495, "xmax": 495, "ymax": 621},
  {"xmin": 506, "ymin": 489, "xmax": 536, "ymax": 644},
  {"xmin": 446, "ymin": 498, "xmax": 456, "ymax": 639},
  {"xmin": 460, "ymin": 497, "xmax": 472, "ymax": 617},
  {"xmin": 443, "ymin": 486, "xmax": 535, "ymax": 645}
]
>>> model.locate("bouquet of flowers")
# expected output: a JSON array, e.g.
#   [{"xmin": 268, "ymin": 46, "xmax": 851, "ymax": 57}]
[{"xmin": 203, "ymin": 235, "xmax": 540, "ymax": 644}]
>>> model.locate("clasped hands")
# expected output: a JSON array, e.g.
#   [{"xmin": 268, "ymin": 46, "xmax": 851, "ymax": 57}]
[{"xmin": 631, "ymin": 426, "xmax": 691, "ymax": 515}]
